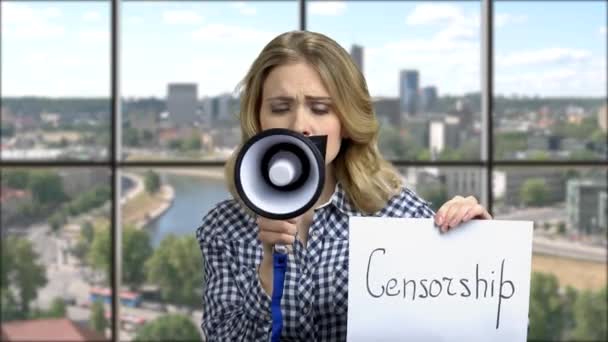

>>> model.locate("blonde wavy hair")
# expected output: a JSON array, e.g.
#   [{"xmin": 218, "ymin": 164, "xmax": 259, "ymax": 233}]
[{"xmin": 225, "ymin": 30, "xmax": 403, "ymax": 215}]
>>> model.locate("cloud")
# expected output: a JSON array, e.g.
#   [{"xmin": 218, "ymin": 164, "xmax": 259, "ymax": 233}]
[
  {"xmin": 191, "ymin": 24, "xmax": 275, "ymax": 44},
  {"xmin": 2, "ymin": 3, "xmax": 65, "ymax": 39},
  {"xmin": 495, "ymin": 65, "xmax": 604, "ymax": 97},
  {"xmin": 309, "ymin": 1, "xmax": 347, "ymax": 16},
  {"xmin": 497, "ymin": 48, "xmax": 592, "ymax": 67},
  {"xmin": 82, "ymin": 11, "xmax": 101, "ymax": 22},
  {"xmin": 406, "ymin": 3, "xmax": 464, "ymax": 26},
  {"xmin": 78, "ymin": 29, "xmax": 109, "ymax": 44},
  {"xmin": 495, "ymin": 13, "xmax": 527, "ymax": 28},
  {"xmin": 128, "ymin": 16, "xmax": 144, "ymax": 25},
  {"xmin": 163, "ymin": 10, "xmax": 203, "ymax": 25},
  {"xmin": 231, "ymin": 2, "xmax": 257, "ymax": 16}
]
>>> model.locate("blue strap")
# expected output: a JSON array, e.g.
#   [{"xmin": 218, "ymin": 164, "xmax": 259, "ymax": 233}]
[{"xmin": 270, "ymin": 251, "xmax": 288, "ymax": 342}]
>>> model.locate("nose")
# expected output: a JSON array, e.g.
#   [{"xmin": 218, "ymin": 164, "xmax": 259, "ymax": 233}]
[{"xmin": 292, "ymin": 108, "xmax": 312, "ymax": 137}]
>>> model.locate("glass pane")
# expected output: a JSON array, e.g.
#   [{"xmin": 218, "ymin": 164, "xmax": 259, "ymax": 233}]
[
  {"xmin": 121, "ymin": 0, "xmax": 298, "ymax": 162},
  {"xmin": 494, "ymin": 1, "xmax": 608, "ymax": 161},
  {"xmin": 0, "ymin": 1, "xmax": 111, "ymax": 161},
  {"xmin": 396, "ymin": 166, "xmax": 486, "ymax": 211},
  {"xmin": 309, "ymin": 1, "xmax": 482, "ymax": 161},
  {"xmin": 119, "ymin": 167, "xmax": 228, "ymax": 341},
  {"xmin": 1, "ymin": 167, "xmax": 113, "ymax": 340},
  {"xmin": 493, "ymin": 167, "xmax": 607, "ymax": 341}
]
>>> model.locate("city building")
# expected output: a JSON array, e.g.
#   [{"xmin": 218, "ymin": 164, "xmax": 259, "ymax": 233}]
[
  {"xmin": 429, "ymin": 115, "xmax": 461, "ymax": 156},
  {"xmin": 504, "ymin": 169, "xmax": 566, "ymax": 207},
  {"xmin": 167, "ymin": 83, "xmax": 198, "ymax": 126},
  {"xmin": 372, "ymin": 97, "xmax": 399, "ymax": 127},
  {"xmin": 202, "ymin": 94, "xmax": 239, "ymax": 127},
  {"xmin": 402, "ymin": 116, "xmax": 429, "ymax": 149},
  {"xmin": 399, "ymin": 70, "xmax": 419, "ymax": 119},
  {"xmin": 567, "ymin": 178, "xmax": 608, "ymax": 235},
  {"xmin": 350, "ymin": 44, "xmax": 363, "ymax": 74},
  {"xmin": 421, "ymin": 86, "xmax": 438, "ymax": 113},
  {"xmin": 127, "ymin": 111, "xmax": 157, "ymax": 133},
  {"xmin": 440, "ymin": 168, "xmax": 483, "ymax": 200}
]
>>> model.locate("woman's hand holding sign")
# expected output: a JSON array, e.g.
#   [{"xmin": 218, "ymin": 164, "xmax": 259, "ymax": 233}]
[{"xmin": 434, "ymin": 196, "xmax": 493, "ymax": 232}]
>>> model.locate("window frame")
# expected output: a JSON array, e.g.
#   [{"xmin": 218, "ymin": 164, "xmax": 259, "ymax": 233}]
[{"xmin": 0, "ymin": 1, "xmax": 606, "ymax": 340}]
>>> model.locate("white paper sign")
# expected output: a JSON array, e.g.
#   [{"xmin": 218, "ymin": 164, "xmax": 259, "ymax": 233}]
[{"xmin": 347, "ymin": 218, "xmax": 533, "ymax": 342}]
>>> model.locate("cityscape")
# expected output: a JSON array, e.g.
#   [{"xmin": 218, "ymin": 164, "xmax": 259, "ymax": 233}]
[{"xmin": 1, "ymin": 1, "xmax": 607, "ymax": 341}]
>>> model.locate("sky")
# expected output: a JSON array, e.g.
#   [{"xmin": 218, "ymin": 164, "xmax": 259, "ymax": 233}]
[{"xmin": 1, "ymin": 0, "xmax": 606, "ymax": 98}]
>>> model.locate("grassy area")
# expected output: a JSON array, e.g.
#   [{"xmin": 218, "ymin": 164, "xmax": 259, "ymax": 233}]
[
  {"xmin": 122, "ymin": 188, "xmax": 166, "ymax": 226},
  {"xmin": 532, "ymin": 253, "xmax": 607, "ymax": 290}
]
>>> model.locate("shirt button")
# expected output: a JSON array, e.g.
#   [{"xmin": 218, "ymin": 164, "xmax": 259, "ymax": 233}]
[{"xmin": 312, "ymin": 230, "xmax": 320, "ymax": 237}]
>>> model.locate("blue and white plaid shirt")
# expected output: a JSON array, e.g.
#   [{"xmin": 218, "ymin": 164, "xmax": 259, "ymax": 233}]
[{"xmin": 196, "ymin": 182, "xmax": 435, "ymax": 341}]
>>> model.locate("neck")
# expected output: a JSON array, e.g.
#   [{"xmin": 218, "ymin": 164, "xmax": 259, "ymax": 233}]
[{"xmin": 314, "ymin": 165, "xmax": 336, "ymax": 208}]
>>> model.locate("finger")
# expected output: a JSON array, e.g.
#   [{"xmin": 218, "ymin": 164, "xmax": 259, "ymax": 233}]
[
  {"xmin": 434, "ymin": 201, "xmax": 454, "ymax": 226},
  {"xmin": 256, "ymin": 217, "xmax": 297, "ymax": 235},
  {"xmin": 441, "ymin": 203, "xmax": 462, "ymax": 232},
  {"xmin": 259, "ymin": 231, "xmax": 296, "ymax": 245},
  {"xmin": 464, "ymin": 204, "xmax": 492, "ymax": 220},
  {"xmin": 447, "ymin": 205, "xmax": 472, "ymax": 229}
]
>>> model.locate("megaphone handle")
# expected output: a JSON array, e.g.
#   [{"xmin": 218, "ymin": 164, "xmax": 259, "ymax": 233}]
[{"xmin": 270, "ymin": 250, "xmax": 288, "ymax": 342}]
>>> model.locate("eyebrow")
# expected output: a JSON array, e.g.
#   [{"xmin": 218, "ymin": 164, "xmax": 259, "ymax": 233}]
[{"xmin": 266, "ymin": 96, "xmax": 332, "ymax": 102}]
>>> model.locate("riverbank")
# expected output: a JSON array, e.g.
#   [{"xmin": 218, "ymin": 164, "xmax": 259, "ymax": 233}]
[
  {"xmin": 161, "ymin": 167, "xmax": 226, "ymax": 180},
  {"xmin": 122, "ymin": 173, "xmax": 175, "ymax": 229}
]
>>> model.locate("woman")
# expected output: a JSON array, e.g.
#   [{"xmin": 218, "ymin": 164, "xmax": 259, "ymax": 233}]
[{"xmin": 196, "ymin": 30, "xmax": 491, "ymax": 341}]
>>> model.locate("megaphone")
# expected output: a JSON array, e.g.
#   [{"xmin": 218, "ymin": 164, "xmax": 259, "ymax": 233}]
[{"xmin": 234, "ymin": 128, "xmax": 328, "ymax": 220}]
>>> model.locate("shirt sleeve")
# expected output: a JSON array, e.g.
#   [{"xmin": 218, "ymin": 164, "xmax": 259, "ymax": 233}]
[
  {"xmin": 196, "ymin": 205, "xmax": 272, "ymax": 341},
  {"xmin": 414, "ymin": 198, "xmax": 436, "ymax": 218}
]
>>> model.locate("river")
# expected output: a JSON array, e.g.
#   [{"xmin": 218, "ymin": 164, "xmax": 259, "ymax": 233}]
[{"xmin": 145, "ymin": 173, "xmax": 231, "ymax": 247}]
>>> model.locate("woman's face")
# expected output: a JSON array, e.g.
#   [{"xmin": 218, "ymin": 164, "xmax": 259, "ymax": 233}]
[{"xmin": 259, "ymin": 61, "xmax": 344, "ymax": 165}]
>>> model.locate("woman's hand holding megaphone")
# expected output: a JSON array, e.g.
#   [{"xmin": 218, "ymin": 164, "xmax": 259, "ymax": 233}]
[{"xmin": 257, "ymin": 216, "xmax": 300, "ymax": 296}]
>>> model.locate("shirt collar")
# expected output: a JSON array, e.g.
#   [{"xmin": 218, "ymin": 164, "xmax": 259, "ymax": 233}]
[{"xmin": 315, "ymin": 181, "xmax": 360, "ymax": 216}]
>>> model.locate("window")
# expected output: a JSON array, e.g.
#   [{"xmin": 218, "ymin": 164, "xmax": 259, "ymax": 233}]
[{"xmin": 2, "ymin": 1, "xmax": 606, "ymax": 341}]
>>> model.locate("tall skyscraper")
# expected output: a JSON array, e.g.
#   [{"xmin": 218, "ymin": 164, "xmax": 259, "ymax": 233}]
[
  {"xmin": 399, "ymin": 70, "xmax": 419, "ymax": 118},
  {"xmin": 167, "ymin": 83, "xmax": 198, "ymax": 126},
  {"xmin": 350, "ymin": 44, "xmax": 363, "ymax": 74},
  {"xmin": 421, "ymin": 86, "xmax": 438, "ymax": 112},
  {"xmin": 567, "ymin": 178, "xmax": 608, "ymax": 235}
]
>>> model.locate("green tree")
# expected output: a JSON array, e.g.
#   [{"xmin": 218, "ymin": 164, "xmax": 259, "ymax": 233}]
[
  {"xmin": 88, "ymin": 226, "xmax": 111, "ymax": 282},
  {"xmin": 1, "ymin": 236, "xmax": 48, "ymax": 317},
  {"xmin": 145, "ymin": 235, "xmax": 203, "ymax": 310},
  {"xmin": 570, "ymin": 287, "xmax": 607, "ymax": 341},
  {"xmin": 378, "ymin": 125, "xmax": 421, "ymax": 160},
  {"xmin": 133, "ymin": 314, "xmax": 201, "ymax": 341},
  {"xmin": 528, "ymin": 272, "xmax": 566, "ymax": 340},
  {"xmin": 49, "ymin": 297, "xmax": 67, "ymax": 317},
  {"xmin": 3, "ymin": 169, "xmax": 30, "ymax": 189},
  {"xmin": 36, "ymin": 297, "xmax": 67, "ymax": 318},
  {"xmin": 124, "ymin": 127, "xmax": 140, "ymax": 146},
  {"xmin": 557, "ymin": 221, "xmax": 566, "ymax": 234},
  {"xmin": 0, "ymin": 123, "xmax": 15, "ymax": 137},
  {"xmin": 49, "ymin": 212, "xmax": 66, "ymax": 234},
  {"xmin": 184, "ymin": 133, "xmax": 202, "ymax": 150},
  {"xmin": 495, "ymin": 132, "xmax": 527, "ymax": 159},
  {"xmin": 520, "ymin": 178, "xmax": 548, "ymax": 206},
  {"xmin": 418, "ymin": 184, "xmax": 448, "ymax": 212},
  {"xmin": 28, "ymin": 170, "xmax": 66, "ymax": 204},
  {"xmin": 529, "ymin": 150, "xmax": 550, "ymax": 160},
  {"xmin": 90, "ymin": 300, "xmax": 107, "ymax": 334},
  {"xmin": 144, "ymin": 170, "xmax": 161, "ymax": 194},
  {"xmin": 81, "ymin": 221, "xmax": 95, "ymax": 244},
  {"xmin": 123, "ymin": 225, "xmax": 153, "ymax": 290}
]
